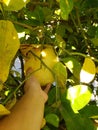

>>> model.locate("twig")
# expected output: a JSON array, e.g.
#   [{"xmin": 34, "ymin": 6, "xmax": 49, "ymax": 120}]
[
  {"xmin": 75, "ymin": 8, "xmax": 92, "ymax": 54},
  {"xmin": 2, "ymin": 68, "xmax": 41, "ymax": 105},
  {"xmin": 59, "ymin": 47, "xmax": 98, "ymax": 63},
  {"xmin": 12, "ymin": 21, "xmax": 42, "ymax": 31},
  {"xmin": 70, "ymin": 13, "xmax": 79, "ymax": 33},
  {"xmin": 28, "ymin": 50, "xmax": 54, "ymax": 75}
]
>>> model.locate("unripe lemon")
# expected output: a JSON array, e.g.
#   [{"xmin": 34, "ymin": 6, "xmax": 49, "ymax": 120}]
[{"xmin": 21, "ymin": 44, "xmax": 59, "ymax": 86}]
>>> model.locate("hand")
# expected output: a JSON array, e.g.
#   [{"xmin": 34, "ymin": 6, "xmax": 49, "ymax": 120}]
[{"xmin": 24, "ymin": 68, "xmax": 51, "ymax": 103}]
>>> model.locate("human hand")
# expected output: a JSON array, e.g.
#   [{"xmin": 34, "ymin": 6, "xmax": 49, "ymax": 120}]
[{"xmin": 24, "ymin": 68, "xmax": 51, "ymax": 103}]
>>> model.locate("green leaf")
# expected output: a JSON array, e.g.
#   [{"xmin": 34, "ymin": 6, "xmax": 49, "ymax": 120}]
[
  {"xmin": 63, "ymin": 57, "xmax": 81, "ymax": 79},
  {"xmin": 79, "ymin": 105, "xmax": 98, "ymax": 118},
  {"xmin": 56, "ymin": 24, "xmax": 66, "ymax": 37},
  {"xmin": 53, "ymin": 62, "xmax": 67, "ymax": 92},
  {"xmin": 42, "ymin": 7, "xmax": 53, "ymax": 22},
  {"xmin": 82, "ymin": 0, "xmax": 98, "ymax": 9},
  {"xmin": 59, "ymin": 98, "xmax": 96, "ymax": 130},
  {"xmin": 48, "ymin": 87, "xmax": 56, "ymax": 105},
  {"xmin": 45, "ymin": 113, "xmax": 59, "ymax": 127},
  {"xmin": 32, "ymin": 6, "xmax": 44, "ymax": 24},
  {"xmin": 55, "ymin": 34, "xmax": 66, "ymax": 47},
  {"xmin": 67, "ymin": 85, "xmax": 92, "ymax": 112},
  {"xmin": 91, "ymin": 38, "xmax": 98, "ymax": 46},
  {"xmin": 60, "ymin": 0, "xmax": 73, "ymax": 20},
  {"xmin": 91, "ymin": 27, "xmax": 98, "ymax": 46},
  {"xmin": 55, "ymin": 34, "xmax": 66, "ymax": 55},
  {"xmin": 43, "ymin": 125, "xmax": 51, "ymax": 130}
]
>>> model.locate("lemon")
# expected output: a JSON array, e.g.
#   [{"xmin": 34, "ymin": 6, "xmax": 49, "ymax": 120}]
[{"xmin": 21, "ymin": 44, "xmax": 59, "ymax": 86}]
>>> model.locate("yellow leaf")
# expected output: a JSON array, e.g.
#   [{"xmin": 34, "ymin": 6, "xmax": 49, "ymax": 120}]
[
  {"xmin": 0, "ymin": 82, "xmax": 4, "ymax": 91},
  {"xmin": 0, "ymin": 20, "xmax": 20, "ymax": 84},
  {"xmin": 53, "ymin": 62, "xmax": 67, "ymax": 92},
  {"xmin": 2, "ymin": 0, "xmax": 10, "ymax": 5},
  {"xmin": 80, "ymin": 57, "xmax": 96, "ymax": 83},
  {"xmin": 41, "ymin": 118, "xmax": 46, "ymax": 128},
  {"xmin": 2, "ymin": 0, "xmax": 30, "ymax": 11},
  {"xmin": 0, "ymin": 104, "xmax": 10, "ymax": 116}
]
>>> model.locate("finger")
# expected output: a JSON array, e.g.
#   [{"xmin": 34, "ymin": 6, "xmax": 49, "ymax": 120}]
[
  {"xmin": 26, "ymin": 67, "xmax": 33, "ymax": 75},
  {"xmin": 44, "ymin": 83, "xmax": 51, "ymax": 94}
]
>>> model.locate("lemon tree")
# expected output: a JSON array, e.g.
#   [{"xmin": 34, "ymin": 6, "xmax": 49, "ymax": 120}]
[{"xmin": 0, "ymin": 0, "xmax": 98, "ymax": 130}]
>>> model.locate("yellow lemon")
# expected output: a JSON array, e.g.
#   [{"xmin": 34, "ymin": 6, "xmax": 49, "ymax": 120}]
[{"xmin": 21, "ymin": 44, "xmax": 59, "ymax": 86}]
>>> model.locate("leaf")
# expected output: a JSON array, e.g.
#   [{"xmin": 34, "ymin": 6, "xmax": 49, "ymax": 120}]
[
  {"xmin": 80, "ymin": 57, "xmax": 96, "ymax": 83},
  {"xmin": 79, "ymin": 105, "xmax": 98, "ymax": 119},
  {"xmin": 67, "ymin": 85, "xmax": 92, "ymax": 112},
  {"xmin": 56, "ymin": 24, "xmax": 66, "ymax": 37},
  {"xmin": 32, "ymin": 6, "xmax": 44, "ymax": 24},
  {"xmin": 55, "ymin": 34, "xmax": 66, "ymax": 55},
  {"xmin": 43, "ymin": 125, "xmax": 51, "ymax": 130},
  {"xmin": 55, "ymin": 34, "xmax": 66, "ymax": 48},
  {"xmin": 59, "ymin": 97, "xmax": 96, "ymax": 130},
  {"xmin": 2, "ymin": 0, "xmax": 30, "ymax": 11},
  {"xmin": 91, "ymin": 27, "xmax": 98, "ymax": 46},
  {"xmin": 42, "ymin": 7, "xmax": 52, "ymax": 22},
  {"xmin": 0, "ymin": 104, "xmax": 10, "ymax": 116},
  {"xmin": 0, "ymin": 20, "xmax": 20, "ymax": 84},
  {"xmin": 45, "ymin": 113, "xmax": 59, "ymax": 127},
  {"xmin": 91, "ymin": 38, "xmax": 98, "ymax": 46},
  {"xmin": 83, "ymin": 0, "xmax": 98, "ymax": 9},
  {"xmin": 63, "ymin": 57, "xmax": 81, "ymax": 79},
  {"xmin": 60, "ymin": 0, "xmax": 73, "ymax": 20},
  {"xmin": 53, "ymin": 62, "xmax": 67, "ymax": 92},
  {"xmin": 41, "ymin": 118, "xmax": 46, "ymax": 129},
  {"xmin": 48, "ymin": 87, "xmax": 56, "ymax": 105}
]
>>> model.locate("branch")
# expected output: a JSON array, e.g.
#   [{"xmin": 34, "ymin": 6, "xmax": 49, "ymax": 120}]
[
  {"xmin": 60, "ymin": 47, "xmax": 98, "ymax": 63},
  {"xmin": 12, "ymin": 21, "xmax": 42, "ymax": 31}
]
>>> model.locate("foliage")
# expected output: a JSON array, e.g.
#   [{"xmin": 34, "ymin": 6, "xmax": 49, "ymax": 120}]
[{"xmin": 1, "ymin": 0, "xmax": 98, "ymax": 129}]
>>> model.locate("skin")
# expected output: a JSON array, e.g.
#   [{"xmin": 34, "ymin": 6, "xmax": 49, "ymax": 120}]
[{"xmin": 0, "ymin": 68, "xmax": 51, "ymax": 130}]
